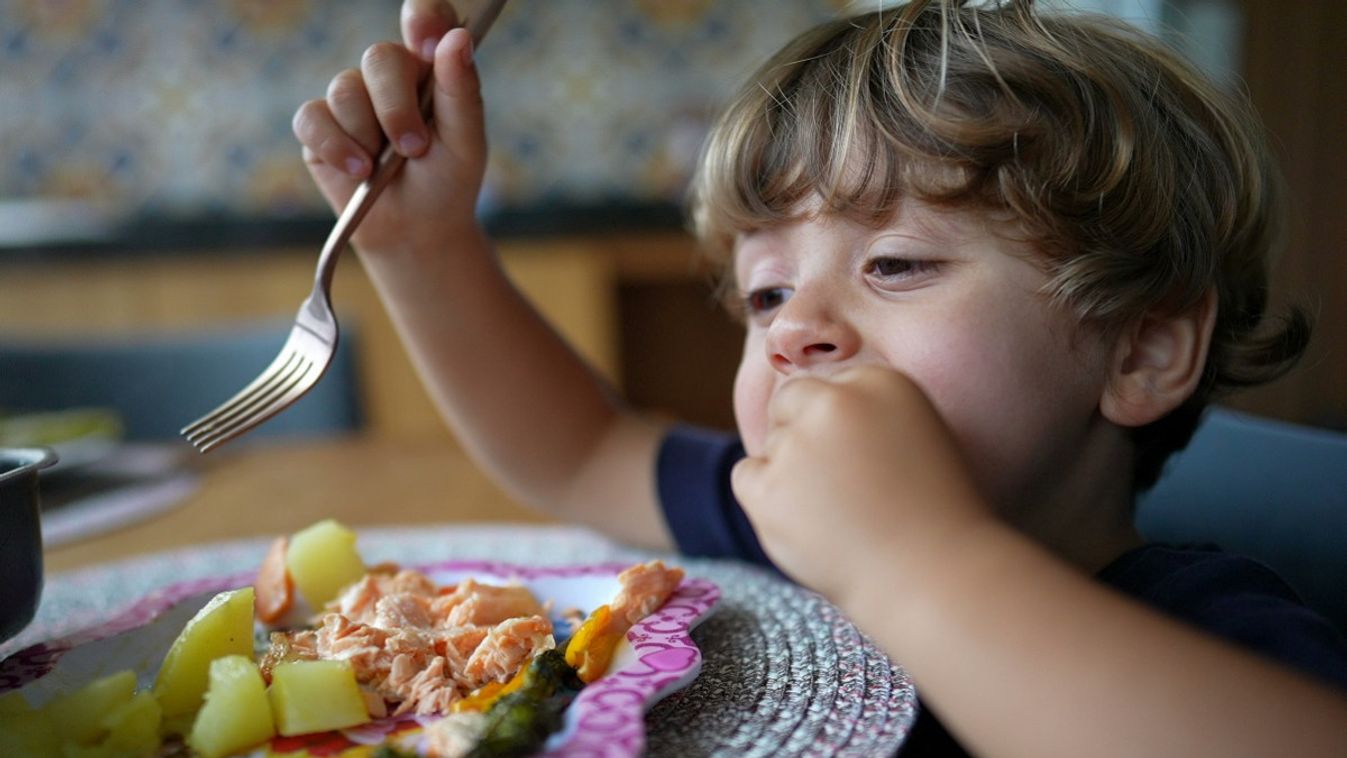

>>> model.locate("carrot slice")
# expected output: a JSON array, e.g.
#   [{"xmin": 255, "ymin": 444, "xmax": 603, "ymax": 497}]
[{"xmin": 255, "ymin": 536, "xmax": 295, "ymax": 624}]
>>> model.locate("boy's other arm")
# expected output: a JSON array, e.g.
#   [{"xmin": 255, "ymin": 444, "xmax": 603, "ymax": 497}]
[
  {"xmin": 865, "ymin": 526, "xmax": 1347, "ymax": 757},
  {"xmin": 294, "ymin": 0, "xmax": 673, "ymax": 550},
  {"xmin": 733, "ymin": 366, "xmax": 1347, "ymax": 757}
]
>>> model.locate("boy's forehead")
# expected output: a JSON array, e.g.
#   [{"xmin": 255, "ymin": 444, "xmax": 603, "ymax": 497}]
[{"xmin": 733, "ymin": 199, "xmax": 1013, "ymax": 258}]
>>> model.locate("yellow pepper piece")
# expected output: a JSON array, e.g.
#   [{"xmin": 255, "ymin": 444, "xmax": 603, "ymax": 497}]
[
  {"xmin": 564, "ymin": 605, "xmax": 625, "ymax": 683},
  {"xmin": 452, "ymin": 664, "xmax": 527, "ymax": 713}
]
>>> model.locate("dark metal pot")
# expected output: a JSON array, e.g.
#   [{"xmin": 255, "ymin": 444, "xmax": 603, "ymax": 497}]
[{"xmin": 0, "ymin": 447, "xmax": 57, "ymax": 642}]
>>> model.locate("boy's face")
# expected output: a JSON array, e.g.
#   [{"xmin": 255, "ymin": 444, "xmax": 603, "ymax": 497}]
[{"xmin": 731, "ymin": 199, "xmax": 1118, "ymax": 510}]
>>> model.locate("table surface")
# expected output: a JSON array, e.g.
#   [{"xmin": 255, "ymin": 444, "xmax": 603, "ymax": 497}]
[{"xmin": 43, "ymin": 433, "xmax": 553, "ymax": 573}]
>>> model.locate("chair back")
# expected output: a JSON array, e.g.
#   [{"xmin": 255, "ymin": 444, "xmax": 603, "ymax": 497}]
[
  {"xmin": 0, "ymin": 320, "xmax": 363, "ymax": 443},
  {"xmin": 1137, "ymin": 407, "xmax": 1347, "ymax": 632}
]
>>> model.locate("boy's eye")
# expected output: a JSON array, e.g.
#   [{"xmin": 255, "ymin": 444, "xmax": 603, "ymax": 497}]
[
  {"xmin": 743, "ymin": 287, "xmax": 790, "ymax": 315},
  {"xmin": 864, "ymin": 257, "xmax": 936, "ymax": 281}
]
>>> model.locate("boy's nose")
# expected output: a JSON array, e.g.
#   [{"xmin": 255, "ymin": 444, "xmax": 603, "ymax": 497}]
[{"xmin": 765, "ymin": 297, "xmax": 860, "ymax": 373}]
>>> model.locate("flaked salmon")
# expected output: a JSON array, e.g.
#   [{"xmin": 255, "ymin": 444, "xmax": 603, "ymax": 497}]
[
  {"xmin": 257, "ymin": 559, "xmax": 685, "ymax": 726},
  {"xmin": 611, "ymin": 561, "xmax": 685, "ymax": 625},
  {"xmin": 463, "ymin": 615, "xmax": 554, "ymax": 684},
  {"xmin": 432, "ymin": 578, "xmax": 547, "ymax": 627},
  {"xmin": 261, "ymin": 565, "xmax": 556, "ymax": 718}
]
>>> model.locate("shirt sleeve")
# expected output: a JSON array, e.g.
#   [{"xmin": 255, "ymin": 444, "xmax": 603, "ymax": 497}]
[{"xmin": 654, "ymin": 424, "xmax": 776, "ymax": 569}]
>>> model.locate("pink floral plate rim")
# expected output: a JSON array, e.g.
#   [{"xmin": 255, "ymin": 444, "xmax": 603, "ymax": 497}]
[{"xmin": 0, "ymin": 559, "xmax": 721, "ymax": 758}]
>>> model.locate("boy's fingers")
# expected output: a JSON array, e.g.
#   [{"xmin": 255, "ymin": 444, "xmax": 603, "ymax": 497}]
[
  {"xmin": 767, "ymin": 376, "xmax": 821, "ymax": 430},
  {"xmin": 401, "ymin": 0, "xmax": 458, "ymax": 61},
  {"xmin": 293, "ymin": 98, "xmax": 371, "ymax": 181},
  {"xmin": 429, "ymin": 28, "xmax": 486, "ymax": 168},
  {"xmin": 729, "ymin": 457, "xmax": 764, "ymax": 507},
  {"xmin": 326, "ymin": 68, "xmax": 382, "ymax": 158},
  {"xmin": 361, "ymin": 41, "xmax": 430, "ymax": 158},
  {"xmin": 301, "ymin": 146, "xmax": 356, "ymax": 210}
]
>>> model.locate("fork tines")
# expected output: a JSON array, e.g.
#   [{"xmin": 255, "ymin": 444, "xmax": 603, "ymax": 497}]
[{"xmin": 180, "ymin": 331, "xmax": 325, "ymax": 453}]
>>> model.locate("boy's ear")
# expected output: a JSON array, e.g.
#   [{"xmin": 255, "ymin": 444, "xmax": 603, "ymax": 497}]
[{"xmin": 1100, "ymin": 290, "xmax": 1217, "ymax": 428}]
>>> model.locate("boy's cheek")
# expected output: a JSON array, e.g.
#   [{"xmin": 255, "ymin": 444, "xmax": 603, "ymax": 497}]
[{"xmin": 732, "ymin": 357, "xmax": 771, "ymax": 456}]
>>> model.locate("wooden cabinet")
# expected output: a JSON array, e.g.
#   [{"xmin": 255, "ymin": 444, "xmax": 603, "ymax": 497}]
[
  {"xmin": 1234, "ymin": 1, "xmax": 1347, "ymax": 429},
  {"xmin": 0, "ymin": 237, "xmax": 630, "ymax": 441}
]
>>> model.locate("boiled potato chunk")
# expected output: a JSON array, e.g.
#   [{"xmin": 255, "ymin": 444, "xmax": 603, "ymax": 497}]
[
  {"xmin": 153, "ymin": 587, "xmax": 256, "ymax": 718},
  {"xmin": 0, "ymin": 692, "xmax": 59, "ymax": 757},
  {"xmin": 56, "ymin": 744, "xmax": 113, "ymax": 758},
  {"xmin": 4, "ymin": 673, "xmax": 161, "ymax": 757},
  {"xmin": 42, "ymin": 669, "xmax": 136, "ymax": 746},
  {"xmin": 268, "ymin": 660, "xmax": 370, "ymax": 736},
  {"xmin": 285, "ymin": 519, "xmax": 365, "ymax": 608},
  {"xmin": 0, "ymin": 690, "xmax": 33, "ymax": 714},
  {"xmin": 101, "ymin": 691, "xmax": 162, "ymax": 755},
  {"xmin": 187, "ymin": 655, "xmax": 275, "ymax": 758}
]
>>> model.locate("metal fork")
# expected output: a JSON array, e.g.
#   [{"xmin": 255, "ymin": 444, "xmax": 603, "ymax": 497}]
[{"xmin": 182, "ymin": 0, "xmax": 509, "ymax": 453}]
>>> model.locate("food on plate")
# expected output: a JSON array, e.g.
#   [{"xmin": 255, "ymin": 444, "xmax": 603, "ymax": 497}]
[
  {"xmin": 251, "ymin": 520, "xmax": 685, "ymax": 756},
  {"xmin": 153, "ymin": 586, "xmax": 255, "ymax": 719},
  {"xmin": 187, "ymin": 655, "xmax": 276, "ymax": 758},
  {"xmin": 256, "ymin": 561, "xmax": 682, "ymax": 721},
  {"xmin": 42, "ymin": 668, "xmax": 138, "ymax": 745},
  {"xmin": 567, "ymin": 559, "xmax": 687, "ymax": 682},
  {"xmin": 254, "ymin": 536, "xmax": 294, "ymax": 624},
  {"xmin": 284, "ymin": 518, "xmax": 366, "ymax": 608},
  {"xmin": 268, "ymin": 658, "xmax": 371, "ymax": 736},
  {"xmin": 565, "ymin": 605, "xmax": 620, "ymax": 683},
  {"xmin": 5, "ymin": 518, "xmax": 692, "ymax": 757},
  {"xmin": 0, "ymin": 668, "xmax": 162, "ymax": 757},
  {"xmin": 426, "ymin": 648, "xmax": 583, "ymax": 757},
  {"xmin": 0, "ymin": 691, "xmax": 59, "ymax": 756},
  {"xmin": 101, "ymin": 691, "xmax": 164, "ymax": 756}
]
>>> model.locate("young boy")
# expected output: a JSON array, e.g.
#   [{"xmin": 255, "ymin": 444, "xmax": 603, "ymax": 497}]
[{"xmin": 293, "ymin": 0, "xmax": 1347, "ymax": 754}]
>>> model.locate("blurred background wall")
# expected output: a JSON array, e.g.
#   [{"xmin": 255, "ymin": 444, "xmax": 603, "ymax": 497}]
[
  {"xmin": 0, "ymin": 0, "xmax": 1342, "ymax": 439},
  {"xmin": 0, "ymin": 0, "xmax": 1253, "ymax": 225},
  {"xmin": 0, "ymin": 0, "xmax": 855, "ymax": 219}
]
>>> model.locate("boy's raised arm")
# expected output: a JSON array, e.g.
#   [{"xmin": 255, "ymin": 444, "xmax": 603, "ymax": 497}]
[{"xmin": 292, "ymin": 1, "xmax": 673, "ymax": 550}]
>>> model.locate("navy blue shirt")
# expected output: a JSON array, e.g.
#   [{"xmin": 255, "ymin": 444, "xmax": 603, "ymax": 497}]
[{"xmin": 656, "ymin": 424, "xmax": 1347, "ymax": 755}]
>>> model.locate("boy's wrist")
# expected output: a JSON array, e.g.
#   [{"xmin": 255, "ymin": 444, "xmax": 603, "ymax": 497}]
[
  {"xmin": 838, "ymin": 513, "xmax": 1021, "ymax": 652},
  {"xmin": 356, "ymin": 222, "xmax": 501, "ymax": 309},
  {"xmin": 356, "ymin": 219, "xmax": 490, "ymax": 267}
]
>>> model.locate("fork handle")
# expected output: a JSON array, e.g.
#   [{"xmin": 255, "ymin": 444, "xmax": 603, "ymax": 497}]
[{"xmin": 310, "ymin": 0, "xmax": 510, "ymax": 294}]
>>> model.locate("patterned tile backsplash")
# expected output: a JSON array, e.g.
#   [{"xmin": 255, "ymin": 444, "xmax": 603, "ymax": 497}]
[
  {"xmin": 0, "ymin": 0, "xmax": 852, "ymax": 220},
  {"xmin": 0, "ymin": 0, "xmax": 1234, "ymax": 225}
]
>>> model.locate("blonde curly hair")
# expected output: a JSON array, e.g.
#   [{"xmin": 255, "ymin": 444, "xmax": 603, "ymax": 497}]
[{"xmin": 688, "ymin": 0, "xmax": 1310, "ymax": 490}]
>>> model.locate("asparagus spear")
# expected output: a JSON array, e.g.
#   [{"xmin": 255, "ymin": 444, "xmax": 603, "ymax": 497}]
[{"xmin": 465, "ymin": 650, "xmax": 583, "ymax": 758}]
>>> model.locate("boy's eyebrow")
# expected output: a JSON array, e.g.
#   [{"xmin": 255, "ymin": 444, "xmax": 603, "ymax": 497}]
[
  {"xmin": 731, "ymin": 236, "xmax": 772, "ymax": 273},
  {"xmin": 890, "ymin": 202, "xmax": 1001, "ymax": 249},
  {"xmin": 897, "ymin": 204, "xmax": 971, "ymax": 240},
  {"xmin": 868, "ymin": 231, "xmax": 942, "ymax": 247}
]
